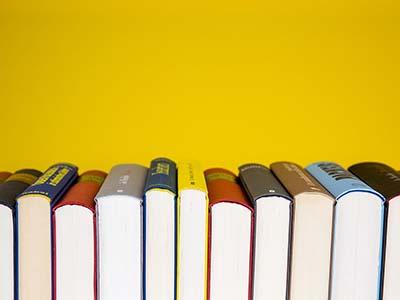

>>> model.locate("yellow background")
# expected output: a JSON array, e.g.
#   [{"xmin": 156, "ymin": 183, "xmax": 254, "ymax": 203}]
[{"xmin": 1, "ymin": 0, "xmax": 399, "ymax": 173}]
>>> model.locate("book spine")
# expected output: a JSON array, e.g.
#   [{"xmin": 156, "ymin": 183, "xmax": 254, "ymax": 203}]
[
  {"xmin": 95, "ymin": 164, "xmax": 148, "ymax": 200},
  {"xmin": 177, "ymin": 161, "xmax": 207, "ymax": 193},
  {"xmin": 176, "ymin": 161, "xmax": 208, "ymax": 300},
  {"xmin": 0, "ymin": 171, "xmax": 11, "ymax": 183},
  {"xmin": 205, "ymin": 168, "xmax": 254, "ymax": 300},
  {"xmin": 144, "ymin": 157, "xmax": 177, "ymax": 195},
  {"xmin": 17, "ymin": 163, "xmax": 78, "ymax": 204},
  {"xmin": 349, "ymin": 162, "xmax": 400, "ymax": 200},
  {"xmin": 306, "ymin": 161, "xmax": 384, "ymax": 200},
  {"xmin": 239, "ymin": 163, "xmax": 292, "ymax": 203},
  {"xmin": 270, "ymin": 162, "xmax": 332, "ymax": 198}
]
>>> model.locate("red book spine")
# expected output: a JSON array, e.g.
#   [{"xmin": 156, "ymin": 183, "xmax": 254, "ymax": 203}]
[
  {"xmin": 205, "ymin": 168, "xmax": 254, "ymax": 300},
  {"xmin": 52, "ymin": 170, "xmax": 107, "ymax": 300}
]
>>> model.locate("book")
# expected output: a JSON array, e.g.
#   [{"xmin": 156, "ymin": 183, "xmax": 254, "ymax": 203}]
[
  {"xmin": 271, "ymin": 162, "xmax": 335, "ymax": 300},
  {"xmin": 53, "ymin": 170, "xmax": 107, "ymax": 300},
  {"xmin": 307, "ymin": 162, "xmax": 385, "ymax": 300},
  {"xmin": 0, "ymin": 171, "xmax": 11, "ymax": 183},
  {"xmin": 177, "ymin": 162, "xmax": 208, "ymax": 300},
  {"xmin": 96, "ymin": 164, "xmax": 148, "ymax": 300},
  {"xmin": 348, "ymin": 162, "xmax": 400, "ymax": 300},
  {"xmin": 238, "ymin": 163, "xmax": 292, "ymax": 300},
  {"xmin": 205, "ymin": 168, "xmax": 254, "ymax": 300},
  {"xmin": 17, "ymin": 163, "xmax": 78, "ymax": 300},
  {"xmin": 0, "ymin": 169, "xmax": 42, "ymax": 300},
  {"xmin": 144, "ymin": 158, "xmax": 177, "ymax": 300}
]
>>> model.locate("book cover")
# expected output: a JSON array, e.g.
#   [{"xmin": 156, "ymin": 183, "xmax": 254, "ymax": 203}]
[
  {"xmin": 144, "ymin": 157, "xmax": 177, "ymax": 194},
  {"xmin": 349, "ymin": 162, "xmax": 400, "ymax": 300},
  {"xmin": 18, "ymin": 163, "xmax": 79, "ymax": 205},
  {"xmin": 177, "ymin": 161, "xmax": 208, "ymax": 300},
  {"xmin": 271, "ymin": 161, "xmax": 332, "ymax": 197},
  {"xmin": 239, "ymin": 163, "xmax": 292, "ymax": 202},
  {"xmin": 306, "ymin": 161, "xmax": 383, "ymax": 200},
  {"xmin": 239, "ymin": 163, "xmax": 291, "ymax": 300},
  {"xmin": 178, "ymin": 161, "xmax": 207, "ymax": 192},
  {"xmin": 95, "ymin": 164, "xmax": 148, "ymax": 300},
  {"xmin": 0, "ymin": 169, "xmax": 42, "ymax": 300},
  {"xmin": 205, "ymin": 168, "xmax": 254, "ymax": 300},
  {"xmin": 205, "ymin": 168, "xmax": 253, "ymax": 210},
  {"xmin": 271, "ymin": 162, "xmax": 334, "ymax": 300},
  {"xmin": 96, "ymin": 164, "xmax": 148, "ymax": 200},
  {"xmin": 52, "ymin": 170, "xmax": 107, "ymax": 300},
  {"xmin": 144, "ymin": 158, "xmax": 177, "ymax": 300},
  {"xmin": 349, "ymin": 162, "xmax": 400, "ymax": 201},
  {"xmin": 0, "ymin": 172, "xmax": 11, "ymax": 183},
  {"xmin": 16, "ymin": 163, "xmax": 78, "ymax": 300},
  {"xmin": 0, "ymin": 169, "xmax": 42, "ymax": 209},
  {"xmin": 306, "ymin": 161, "xmax": 385, "ymax": 300}
]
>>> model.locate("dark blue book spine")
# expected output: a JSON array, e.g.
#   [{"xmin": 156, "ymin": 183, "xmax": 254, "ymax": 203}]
[
  {"xmin": 143, "ymin": 157, "xmax": 177, "ymax": 300},
  {"xmin": 144, "ymin": 158, "xmax": 177, "ymax": 194},
  {"xmin": 18, "ymin": 163, "xmax": 78, "ymax": 204}
]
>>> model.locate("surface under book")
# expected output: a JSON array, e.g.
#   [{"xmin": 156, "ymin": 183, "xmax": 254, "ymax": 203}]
[
  {"xmin": 0, "ymin": 170, "xmax": 41, "ymax": 300},
  {"xmin": 144, "ymin": 158, "xmax": 177, "ymax": 300},
  {"xmin": 205, "ymin": 168, "xmax": 254, "ymax": 300},
  {"xmin": 239, "ymin": 163, "xmax": 292, "ymax": 300},
  {"xmin": 53, "ymin": 171, "xmax": 106, "ymax": 300},
  {"xmin": 96, "ymin": 164, "xmax": 148, "ymax": 300},
  {"xmin": 307, "ymin": 162, "xmax": 385, "ymax": 300}
]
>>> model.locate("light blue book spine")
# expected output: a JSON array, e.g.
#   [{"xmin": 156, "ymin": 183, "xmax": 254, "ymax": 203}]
[
  {"xmin": 306, "ymin": 161, "xmax": 384, "ymax": 200},
  {"xmin": 306, "ymin": 161, "xmax": 385, "ymax": 300}
]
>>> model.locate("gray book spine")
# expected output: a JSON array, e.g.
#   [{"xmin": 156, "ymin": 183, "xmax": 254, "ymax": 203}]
[
  {"xmin": 96, "ymin": 164, "xmax": 148, "ymax": 200},
  {"xmin": 239, "ymin": 163, "xmax": 292, "ymax": 204}
]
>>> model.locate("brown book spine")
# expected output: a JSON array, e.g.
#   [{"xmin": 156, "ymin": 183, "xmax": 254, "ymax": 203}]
[{"xmin": 270, "ymin": 162, "xmax": 332, "ymax": 198}]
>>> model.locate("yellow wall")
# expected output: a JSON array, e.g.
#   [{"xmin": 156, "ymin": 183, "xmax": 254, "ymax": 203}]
[{"xmin": 1, "ymin": 0, "xmax": 399, "ymax": 173}]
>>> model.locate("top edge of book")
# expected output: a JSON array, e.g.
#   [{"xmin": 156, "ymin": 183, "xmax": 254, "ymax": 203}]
[
  {"xmin": 270, "ymin": 161, "xmax": 333, "ymax": 199},
  {"xmin": 0, "ymin": 171, "xmax": 12, "ymax": 183},
  {"xmin": 96, "ymin": 164, "xmax": 148, "ymax": 200},
  {"xmin": 239, "ymin": 163, "xmax": 292, "ymax": 202},
  {"xmin": 0, "ymin": 169, "xmax": 43, "ymax": 208},
  {"xmin": 178, "ymin": 161, "xmax": 207, "ymax": 194},
  {"xmin": 306, "ymin": 161, "xmax": 384, "ymax": 201},
  {"xmin": 205, "ymin": 168, "xmax": 253, "ymax": 211},
  {"xmin": 144, "ymin": 157, "xmax": 177, "ymax": 195},
  {"xmin": 349, "ymin": 162, "xmax": 400, "ymax": 201},
  {"xmin": 17, "ymin": 163, "xmax": 78, "ymax": 204},
  {"xmin": 54, "ymin": 170, "xmax": 107, "ymax": 211}
]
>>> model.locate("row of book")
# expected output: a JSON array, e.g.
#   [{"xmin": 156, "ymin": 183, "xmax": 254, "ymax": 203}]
[{"xmin": 0, "ymin": 159, "xmax": 399, "ymax": 300}]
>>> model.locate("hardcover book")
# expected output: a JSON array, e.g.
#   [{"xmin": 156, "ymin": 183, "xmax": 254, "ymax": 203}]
[
  {"xmin": 0, "ymin": 171, "xmax": 11, "ymax": 183},
  {"xmin": 349, "ymin": 162, "xmax": 400, "ymax": 300},
  {"xmin": 205, "ymin": 168, "xmax": 254, "ymax": 300},
  {"xmin": 17, "ymin": 163, "xmax": 78, "ymax": 300},
  {"xmin": 239, "ymin": 163, "xmax": 292, "ymax": 300},
  {"xmin": 53, "ymin": 170, "xmax": 107, "ymax": 300},
  {"xmin": 307, "ymin": 162, "xmax": 385, "ymax": 300},
  {"xmin": 271, "ymin": 162, "xmax": 334, "ymax": 300},
  {"xmin": 144, "ymin": 158, "xmax": 177, "ymax": 300},
  {"xmin": 177, "ymin": 162, "xmax": 208, "ymax": 300},
  {"xmin": 0, "ymin": 169, "xmax": 42, "ymax": 300},
  {"xmin": 96, "ymin": 164, "xmax": 148, "ymax": 300}
]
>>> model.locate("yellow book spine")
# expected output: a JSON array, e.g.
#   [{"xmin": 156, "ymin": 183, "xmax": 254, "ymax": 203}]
[{"xmin": 176, "ymin": 161, "xmax": 209, "ymax": 300}]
